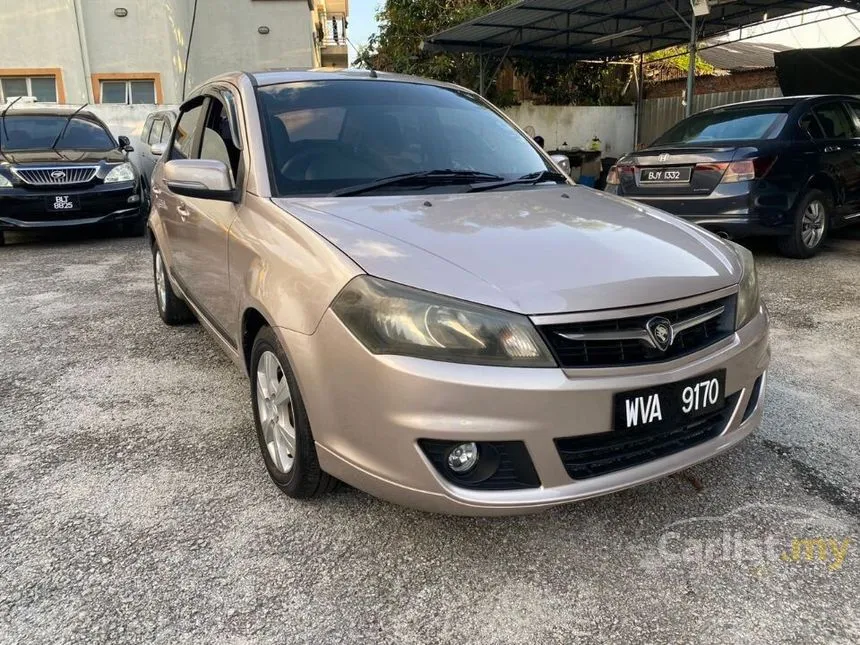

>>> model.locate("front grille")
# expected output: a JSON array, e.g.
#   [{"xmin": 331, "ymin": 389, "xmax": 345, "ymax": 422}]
[
  {"xmin": 555, "ymin": 393, "xmax": 740, "ymax": 480},
  {"xmin": 14, "ymin": 166, "xmax": 98, "ymax": 186},
  {"xmin": 539, "ymin": 295, "xmax": 736, "ymax": 368}
]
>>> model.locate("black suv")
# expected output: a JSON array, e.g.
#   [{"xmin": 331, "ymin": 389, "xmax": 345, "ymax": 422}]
[
  {"xmin": 0, "ymin": 105, "xmax": 147, "ymax": 244},
  {"xmin": 605, "ymin": 95, "xmax": 860, "ymax": 258}
]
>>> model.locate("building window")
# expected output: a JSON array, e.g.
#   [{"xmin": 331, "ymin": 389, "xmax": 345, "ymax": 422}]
[
  {"xmin": 92, "ymin": 74, "xmax": 162, "ymax": 104},
  {"xmin": 0, "ymin": 74, "xmax": 59, "ymax": 103}
]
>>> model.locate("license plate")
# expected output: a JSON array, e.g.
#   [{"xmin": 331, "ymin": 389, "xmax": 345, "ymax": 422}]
[
  {"xmin": 46, "ymin": 195, "xmax": 80, "ymax": 212},
  {"xmin": 639, "ymin": 167, "xmax": 691, "ymax": 183},
  {"xmin": 613, "ymin": 370, "xmax": 726, "ymax": 431}
]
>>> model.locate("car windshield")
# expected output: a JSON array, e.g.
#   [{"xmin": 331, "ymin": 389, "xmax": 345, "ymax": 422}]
[
  {"xmin": 257, "ymin": 80, "xmax": 554, "ymax": 196},
  {"xmin": 654, "ymin": 106, "xmax": 789, "ymax": 145},
  {"xmin": 0, "ymin": 115, "xmax": 115, "ymax": 151}
]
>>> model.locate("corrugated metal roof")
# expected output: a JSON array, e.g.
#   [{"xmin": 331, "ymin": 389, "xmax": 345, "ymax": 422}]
[
  {"xmin": 699, "ymin": 41, "xmax": 793, "ymax": 70},
  {"xmin": 424, "ymin": 0, "xmax": 860, "ymax": 59}
]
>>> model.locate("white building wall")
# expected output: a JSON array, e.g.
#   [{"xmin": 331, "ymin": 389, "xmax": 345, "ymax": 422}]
[
  {"xmin": 0, "ymin": 0, "xmax": 316, "ymax": 105},
  {"xmin": 503, "ymin": 102, "xmax": 636, "ymax": 158}
]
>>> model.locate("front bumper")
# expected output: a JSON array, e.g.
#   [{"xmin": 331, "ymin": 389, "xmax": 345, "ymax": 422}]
[
  {"xmin": 281, "ymin": 302, "xmax": 770, "ymax": 516},
  {"xmin": 0, "ymin": 181, "xmax": 142, "ymax": 230}
]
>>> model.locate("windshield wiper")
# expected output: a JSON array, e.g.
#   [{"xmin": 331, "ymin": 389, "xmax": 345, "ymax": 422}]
[
  {"xmin": 0, "ymin": 96, "xmax": 24, "ymax": 163},
  {"xmin": 467, "ymin": 169, "xmax": 568, "ymax": 193},
  {"xmin": 48, "ymin": 103, "xmax": 89, "ymax": 153},
  {"xmin": 330, "ymin": 169, "xmax": 504, "ymax": 197}
]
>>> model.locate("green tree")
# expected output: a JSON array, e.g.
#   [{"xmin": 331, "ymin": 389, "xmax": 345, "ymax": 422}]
[{"xmin": 356, "ymin": 0, "xmax": 631, "ymax": 106}]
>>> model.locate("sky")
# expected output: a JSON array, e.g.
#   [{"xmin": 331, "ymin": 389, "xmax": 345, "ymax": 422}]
[{"xmin": 348, "ymin": 1, "xmax": 380, "ymax": 65}]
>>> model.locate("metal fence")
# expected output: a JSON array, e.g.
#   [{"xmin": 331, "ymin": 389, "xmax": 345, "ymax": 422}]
[{"xmin": 638, "ymin": 87, "xmax": 783, "ymax": 147}]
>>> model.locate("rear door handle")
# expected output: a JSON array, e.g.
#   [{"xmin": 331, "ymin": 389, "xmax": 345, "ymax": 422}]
[
  {"xmin": 824, "ymin": 145, "xmax": 841, "ymax": 153},
  {"xmin": 177, "ymin": 202, "xmax": 189, "ymax": 221}
]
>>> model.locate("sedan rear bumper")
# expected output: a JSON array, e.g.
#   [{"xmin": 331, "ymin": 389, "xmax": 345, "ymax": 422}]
[
  {"xmin": 281, "ymin": 303, "xmax": 770, "ymax": 515},
  {"xmin": 605, "ymin": 181, "xmax": 793, "ymax": 237}
]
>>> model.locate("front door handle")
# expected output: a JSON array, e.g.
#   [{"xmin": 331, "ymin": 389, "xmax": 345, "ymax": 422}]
[
  {"xmin": 151, "ymin": 186, "xmax": 162, "ymax": 197},
  {"xmin": 824, "ymin": 145, "xmax": 842, "ymax": 153},
  {"xmin": 177, "ymin": 202, "xmax": 189, "ymax": 221}
]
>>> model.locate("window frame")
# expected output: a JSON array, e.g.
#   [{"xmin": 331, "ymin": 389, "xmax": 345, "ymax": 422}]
[
  {"xmin": 198, "ymin": 95, "xmax": 243, "ymax": 182},
  {"xmin": 92, "ymin": 73, "xmax": 162, "ymax": 104},
  {"xmin": 0, "ymin": 68, "xmax": 63, "ymax": 103}
]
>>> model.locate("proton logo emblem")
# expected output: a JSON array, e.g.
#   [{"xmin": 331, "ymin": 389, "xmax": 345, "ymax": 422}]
[
  {"xmin": 657, "ymin": 153, "xmax": 670, "ymax": 163},
  {"xmin": 645, "ymin": 316, "xmax": 674, "ymax": 352},
  {"xmin": 50, "ymin": 170, "xmax": 66, "ymax": 179}
]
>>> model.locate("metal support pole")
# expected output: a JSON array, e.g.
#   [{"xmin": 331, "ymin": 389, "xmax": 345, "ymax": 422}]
[
  {"xmin": 479, "ymin": 54, "xmax": 485, "ymax": 97},
  {"xmin": 685, "ymin": 9, "xmax": 697, "ymax": 118},
  {"xmin": 634, "ymin": 54, "xmax": 644, "ymax": 149}
]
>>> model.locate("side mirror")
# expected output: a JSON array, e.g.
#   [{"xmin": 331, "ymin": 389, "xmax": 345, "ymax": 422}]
[
  {"xmin": 150, "ymin": 142, "xmax": 167, "ymax": 157},
  {"xmin": 164, "ymin": 159, "xmax": 237, "ymax": 202},
  {"xmin": 118, "ymin": 135, "xmax": 133, "ymax": 152},
  {"xmin": 550, "ymin": 154, "xmax": 571, "ymax": 175}
]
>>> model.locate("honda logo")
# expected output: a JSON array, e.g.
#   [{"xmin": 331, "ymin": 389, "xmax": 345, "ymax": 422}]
[{"xmin": 657, "ymin": 153, "xmax": 670, "ymax": 163}]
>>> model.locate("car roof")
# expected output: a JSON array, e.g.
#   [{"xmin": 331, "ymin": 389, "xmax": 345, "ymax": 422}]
[
  {"xmin": 701, "ymin": 94, "xmax": 860, "ymax": 112},
  {"xmin": 195, "ymin": 68, "xmax": 463, "ymax": 94}
]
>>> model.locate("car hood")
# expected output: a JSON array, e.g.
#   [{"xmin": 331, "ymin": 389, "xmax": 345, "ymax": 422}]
[
  {"xmin": 0, "ymin": 149, "xmax": 126, "ymax": 164},
  {"xmin": 274, "ymin": 186, "xmax": 740, "ymax": 315}
]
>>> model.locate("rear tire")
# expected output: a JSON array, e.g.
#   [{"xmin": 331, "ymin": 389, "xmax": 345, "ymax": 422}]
[
  {"xmin": 152, "ymin": 245, "xmax": 194, "ymax": 325},
  {"xmin": 250, "ymin": 325, "xmax": 336, "ymax": 498},
  {"xmin": 778, "ymin": 189, "xmax": 829, "ymax": 258}
]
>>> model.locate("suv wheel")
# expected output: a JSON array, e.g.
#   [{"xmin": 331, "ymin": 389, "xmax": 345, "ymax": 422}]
[
  {"xmin": 153, "ymin": 245, "xmax": 194, "ymax": 325},
  {"xmin": 250, "ymin": 326, "xmax": 336, "ymax": 498},
  {"xmin": 778, "ymin": 189, "xmax": 829, "ymax": 258}
]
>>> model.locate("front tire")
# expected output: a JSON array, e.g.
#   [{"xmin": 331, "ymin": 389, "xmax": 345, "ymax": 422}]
[
  {"xmin": 778, "ymin": 189, "xmax": 829, "ymax": 258},
  {"xmin": 152, "ymin": 245, "xmax": 194, "ymax": 325},
  {"xmin": 250, "ymin": 326, "xmax": 336, "ymax": 498}
]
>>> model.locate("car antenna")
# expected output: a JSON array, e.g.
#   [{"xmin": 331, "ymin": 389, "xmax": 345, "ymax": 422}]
[
  {"xmin": 0, "ymin": 96, "xmax": 25, "ymax": 163},
  {"xmin": 48, "ymin": 102, "xmax": 89, "ymax": 153}
]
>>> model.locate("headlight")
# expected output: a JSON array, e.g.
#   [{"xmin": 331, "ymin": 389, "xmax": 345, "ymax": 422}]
[
  {"xmin": 732, "ymin": 242, "xmax": 760, "ymax": 329},
  {"xmin": 0, "ymin": 173, "xmax": 12, "ymax": 188},
  {"xmin": 104, "ymin": 162, "xmax": 135, "ymax": 183},
  {"xmin": 331, "ymin": 276, "xmax": 556, "ymax": 367}
]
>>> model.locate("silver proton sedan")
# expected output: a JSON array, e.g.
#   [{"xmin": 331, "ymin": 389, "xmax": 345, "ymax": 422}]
[{"xmin": 147, "ymin": 70, "xmax": 770, "ymax": 515}]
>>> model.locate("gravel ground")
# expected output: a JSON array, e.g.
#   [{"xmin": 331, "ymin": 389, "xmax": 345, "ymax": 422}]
[{"xmin": 1, "ymin": 226, "xmax": 858, "ymax": 644}]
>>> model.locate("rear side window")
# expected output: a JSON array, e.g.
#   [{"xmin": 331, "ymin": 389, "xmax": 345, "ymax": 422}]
[
  {"xmin": 654, "ymin": 107, "xmax": 789, "ymax": 145},
  {"xmin": 171, "ymin": 102, "xmax": 205, "ymax": 160},
  {"xmin": 812, "ymin": 103, "xmax": 855, "ymax": 139},
  {"xmin": 799, "ymin": 112, "xmax": 824, "ymax": 140},
  {"xmin": 148, "ymin": 119, "xmax": 164, "ymax": 145}
]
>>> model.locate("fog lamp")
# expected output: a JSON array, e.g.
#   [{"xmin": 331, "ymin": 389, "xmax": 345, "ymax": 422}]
[{"xmin": 447, "ymin": 442, "xmax": 479, "ymax": 474}]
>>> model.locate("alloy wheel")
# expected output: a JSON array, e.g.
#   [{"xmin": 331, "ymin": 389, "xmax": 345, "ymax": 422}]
[
  {"xmin": 801, "ymin": 200, "xmax": 825, "ymax": 249},
  {"xmin": 256, "ymin": 350, "xmax": 297, "ymax": 474}
]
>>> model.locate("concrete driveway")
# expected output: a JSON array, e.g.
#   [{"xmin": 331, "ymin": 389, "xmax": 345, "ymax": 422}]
[{"xmin": 1, "ymin": 228, "xmax": 858, "ymax": 644}]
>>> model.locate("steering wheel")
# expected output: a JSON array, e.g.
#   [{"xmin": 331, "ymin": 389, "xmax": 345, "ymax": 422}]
[{"xmin": 280, "ymin": 145, "xmax": 387, "ymax": 181}]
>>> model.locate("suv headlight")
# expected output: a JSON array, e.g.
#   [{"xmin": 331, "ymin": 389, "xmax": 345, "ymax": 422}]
[
  {"xmin": 0, "ymin": 173, "xmax": 12, "ymax": 188},
  {"xmin": 104, "ymin": 162, "xmax": 135, "ymax": 183},
  {"xmin": 732, "ymin": 242, "xmax": 760, "ymax": 329},
  {"xmin": 331, "ymin": 276, "xmax": 556, "ymax": 367}
]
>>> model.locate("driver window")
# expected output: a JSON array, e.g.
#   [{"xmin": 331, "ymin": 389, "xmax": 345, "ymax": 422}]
[{"xmin": 200, "ymin": 98, "xmax": 241, "ymax": 181}]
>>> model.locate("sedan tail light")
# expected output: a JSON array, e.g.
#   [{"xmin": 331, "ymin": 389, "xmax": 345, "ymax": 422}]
[
  {"xmin": 696, "ymin": 156, "xmax": 777, "ymax": 184},
  {"xmin": 605, "ymin": 164, "xmax": 634, "ymax": 185}
]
